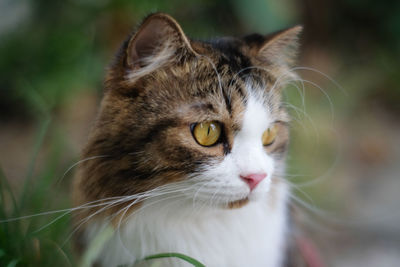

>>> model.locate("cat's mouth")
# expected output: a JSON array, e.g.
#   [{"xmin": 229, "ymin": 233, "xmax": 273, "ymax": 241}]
[{"xmin": 227, "ymin": 197, "xmax": 249, "ymax": 209}]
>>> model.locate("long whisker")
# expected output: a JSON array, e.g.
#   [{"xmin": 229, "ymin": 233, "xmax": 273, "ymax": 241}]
[
  {"xmin": 293, "ymin": 128, "xmax": 342, "ymax": 188},
  {"xmin": 234, "ymin": 65, "xmax": 339, "ymax": 125},
  {"xmin": 281, "ymin": 101, "xmax": 319, "ymax": 140},
  {"xmin": 35, "ymin": 196, "xmax": 144, "ymax": 240},
  {"xmin": 229, "ymin": 66, "xmax": 273, "ymax": 88},
  {"xmin": 63, "ymin": 197, "xmax": 132, "ymax": 247},
  {"xmin": 56, "ymin": 155, "xmax": 110, "ymax": 185},
  {"xmin": 63, "ymin": 185, "xmax": 190, "ymax": 247},
  {"xmin": 292, "ymin": 66, "xmax": 347, "ymax": 96},
  {"xmin": 74, "ymin": 182, "xmax": 192, "ymax": 232},
  {"xmin": 192, "ymin": 179, "xmax": 214, "ymax": 208},
  {"xmin": 0, "ymin": 195, "xmax": 129, "ymax": 223},
  {"xmin": 274, "ymin": 177, "xmax": 315, "ymax": 207},
  {"xmin": 294, "ymin": 78, "xmax": 335, "ymax": 121},
  {"xmin": 114, "ymin": 190, "xmax": 188, "ymax": 260},
  {"xmin": 196, "ymin": 53, "xmax": 224, "ymax": 95}
]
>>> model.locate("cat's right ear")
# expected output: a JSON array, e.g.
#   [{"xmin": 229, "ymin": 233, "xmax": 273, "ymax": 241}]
[
  {"xmin": 125, "ymin": 13, "xmax": 195, "ymax": 71},
  {"xmin": 244, "ymin": 26, "xmax": 302, "ymax": 71}
]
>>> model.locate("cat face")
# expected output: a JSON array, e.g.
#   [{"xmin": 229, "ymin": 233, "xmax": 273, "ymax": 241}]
[
  {"xmin": 185, "ymin": 95, "xmax": 289, "ymax": 209},
  {"xmin": 75, "ymin": 13, "xmax": 300, "ymax": 211}
]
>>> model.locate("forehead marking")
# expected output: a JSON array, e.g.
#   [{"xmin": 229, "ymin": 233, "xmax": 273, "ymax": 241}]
[
  {"xmin": 240, "ymin": 95, "xmax": 270, "ymax": 139},
  {"xmin": 222, "ymin": 87, "xmax": 232, "ymax": 115}
]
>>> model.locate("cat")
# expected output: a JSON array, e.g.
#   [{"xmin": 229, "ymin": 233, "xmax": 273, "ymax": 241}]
[{"xmin": 72, "ymin": 12, "xmax": 303, "ymax": 267}]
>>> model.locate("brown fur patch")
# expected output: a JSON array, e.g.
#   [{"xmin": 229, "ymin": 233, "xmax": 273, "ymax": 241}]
[
  {"xmin": 227, "ymin": 197, "xmax": 250, "ymax": 209},
  {"xmin": 72, "ymin": 12, "xmax": 301, "ymax": 254}
]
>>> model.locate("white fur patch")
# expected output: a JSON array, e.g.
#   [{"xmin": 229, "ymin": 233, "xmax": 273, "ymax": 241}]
[
  {"xmin": 85, "ymin": 94, "xmax": 289, "ymax": 267},
  {"xmin": 184, "ymin": 94, "xmax": 276, "ymax": 205}
]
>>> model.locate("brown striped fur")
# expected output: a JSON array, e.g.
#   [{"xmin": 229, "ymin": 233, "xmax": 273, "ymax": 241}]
[{"xmin": 72, "ymin": 13, "xmax": 302, "ymax": 260}]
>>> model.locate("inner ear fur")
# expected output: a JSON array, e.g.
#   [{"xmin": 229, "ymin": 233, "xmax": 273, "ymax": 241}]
[
  {"xmin": 245, "ymin": 25, "xmax": 303, "ymax": 67},
  {"xmin": 126, "ymin": 13, "xmax": 196, "ymax": 69}
]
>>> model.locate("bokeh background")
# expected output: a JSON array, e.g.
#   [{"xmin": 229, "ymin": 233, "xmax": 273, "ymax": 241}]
[{"xmin": 1, "ymin": 0, "xmax": 399, "ymax": 266}]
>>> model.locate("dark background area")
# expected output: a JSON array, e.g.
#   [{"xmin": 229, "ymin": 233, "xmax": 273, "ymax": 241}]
[{"xmin": 1, "ymin": 0, "xmax": 399, "ymax": 266}]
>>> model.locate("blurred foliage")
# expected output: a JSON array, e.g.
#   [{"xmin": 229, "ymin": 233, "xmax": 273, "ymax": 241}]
[
  {"xmin": 2, "ymin": 0, "xmax": 398, "ymax": 120},
  {"xmin": 0, "ymin": 0, "xmax": 240, "ymax": 121},
  {"xmin": 299, "ymin": 0, "xmax": 400, "ymax": 114},
  {"xmin": 0, "ymin": 121, "xmax": 73, "ymax": 266},
  {"xmin": 1, "ymin": 0, "xmax": 399, "ymax": 121}
]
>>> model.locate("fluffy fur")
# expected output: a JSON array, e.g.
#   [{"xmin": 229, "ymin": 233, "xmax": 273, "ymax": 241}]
[{"xmin": 72, "ymin": 13, "xmax": 302, "ymax": 266}]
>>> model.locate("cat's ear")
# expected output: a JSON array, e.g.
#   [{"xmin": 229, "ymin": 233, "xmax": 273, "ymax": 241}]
[
  {"xmin": 125, "ymin": 13, "xmax": 195, "ymax": 70},
  {"xmin": 247, "ymin": 26, "xmax": 303, "ymax": 68}
]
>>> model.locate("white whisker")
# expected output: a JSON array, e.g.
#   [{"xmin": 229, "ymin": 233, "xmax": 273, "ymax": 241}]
[
  {"xmin": 56, "ymin": 155, "xmax": 110, "ymax": 185},
  {"xmin": 292, "ymin": 66, "xmax": 347, "ymax": 96}
]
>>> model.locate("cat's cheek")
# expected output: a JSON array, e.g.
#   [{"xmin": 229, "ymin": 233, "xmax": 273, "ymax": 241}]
[{"xmin": 181, "ymin": 157, "xmax": 251, "ymax": 203}]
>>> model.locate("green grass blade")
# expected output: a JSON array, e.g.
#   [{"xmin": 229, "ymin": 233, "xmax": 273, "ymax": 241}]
[
  {"xmin": 6, "ymin": 259, "xmax": 20, "ymax": 267},
  {"xmin": 79, "ymin": 225, "xmax": 114, "ymax": 267},
  {"xmin": 0, "ymin": 166, "xmax": 19, "ymax": 217},
  {"xmin": 7, "ymin": 260, "xmax": 19, "ymax": 267},
  {"xmin": 19, "ymin": 117, "xmax": 51, "ymax": 210},
  {"xmin": 144, "ymin": 253, "xmax": 206, "ymax": 267}
]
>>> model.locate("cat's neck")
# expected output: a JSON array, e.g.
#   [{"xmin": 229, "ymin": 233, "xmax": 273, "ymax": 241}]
[{"xmin": 87, "ymin": 181, "xmax": 289, "ymax": 267}]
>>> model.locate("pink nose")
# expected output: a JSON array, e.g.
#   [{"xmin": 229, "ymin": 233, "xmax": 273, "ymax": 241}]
[{"xmin": 240, "ymin": 173, "xmax": 267, "ymax": 190}]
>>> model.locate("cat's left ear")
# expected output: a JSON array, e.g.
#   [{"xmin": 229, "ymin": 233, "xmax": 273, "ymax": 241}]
[
  {"xmin": 247, "ymin": 26, "xmax": 303, "ymax": 68},
  {"xmin": 125, "ymin": 13, "xmax": 196, "ymax": 70}
]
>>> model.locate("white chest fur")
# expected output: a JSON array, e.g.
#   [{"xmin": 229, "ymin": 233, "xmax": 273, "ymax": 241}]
[{"xmin": 87, "ymin": 185, "xmax": 288, "ymax": 267}]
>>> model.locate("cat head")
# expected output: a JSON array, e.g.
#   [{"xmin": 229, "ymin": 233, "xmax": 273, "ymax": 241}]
[{"xmin": 77, "ymin": 13, "xmax": 302, "ymax": 210}]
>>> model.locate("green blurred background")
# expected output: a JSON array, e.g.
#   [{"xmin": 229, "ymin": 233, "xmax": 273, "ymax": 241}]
[{"xmin": 1, "ymin": 0, "xmax": 399, "ymax": 266}]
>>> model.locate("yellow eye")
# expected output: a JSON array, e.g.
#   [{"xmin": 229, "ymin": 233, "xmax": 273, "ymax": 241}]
[
  {"xmin": 262, "ymin": 124, "xmax": 278, "ymax": 146},
  {"xmin": 192, "ymin": 121, "xmax": 222, "ymax": 147}
]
